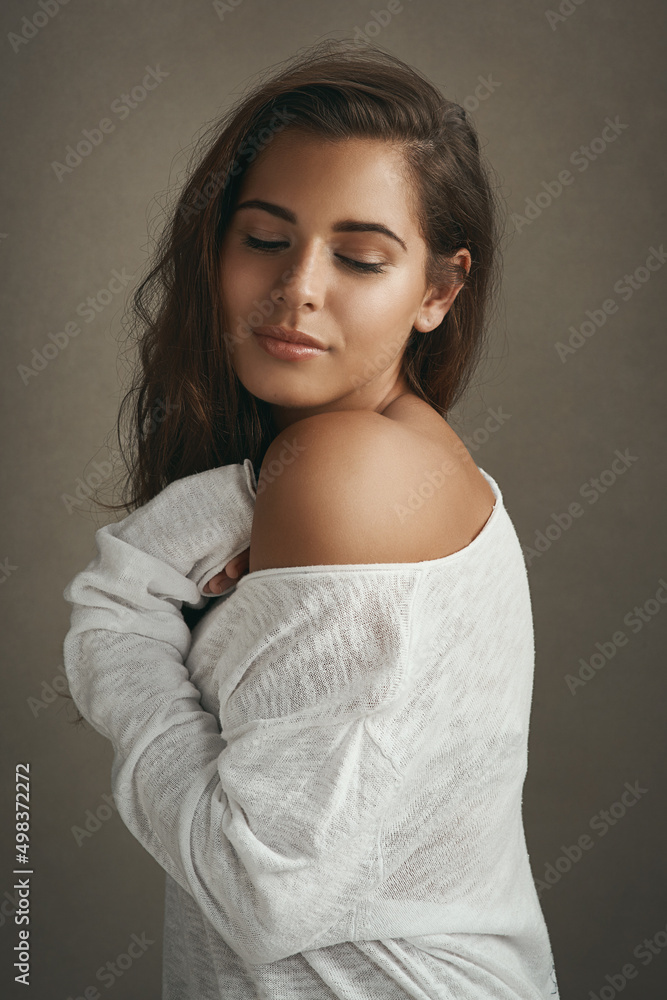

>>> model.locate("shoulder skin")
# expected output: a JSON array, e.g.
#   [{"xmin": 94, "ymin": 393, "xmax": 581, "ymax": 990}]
[{"xmin": 248, "ymin": 410, "xmax": 487, "ymax": 574}]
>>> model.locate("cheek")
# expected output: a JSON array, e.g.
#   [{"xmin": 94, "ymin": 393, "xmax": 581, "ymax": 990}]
[
  {"xmin": 219, "ymin": 256, "xmax": 260, "ymax": 336},
  {"xmin": 221, "ymin": 254, "xmax": 282, "ymax": 323},
  {"xmin": 341, "ymin": 275, "xmax": 417, "ymax": 339},
  {"xmin": 337, "ymin": 279, "xmax": 417, "ymax": 370},
  {"xmin": 220, "ymin": 253, "xmax": 249, "ymax": 305}
]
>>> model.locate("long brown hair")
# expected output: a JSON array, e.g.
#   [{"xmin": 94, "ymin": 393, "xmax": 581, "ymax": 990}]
[
  {"xmin": 65, "ymin": 39, "xmax": 505, "ymax": 725},
  {"xmin": 95, "ymin": 37, "xmax": 503, "ymax": 515}
]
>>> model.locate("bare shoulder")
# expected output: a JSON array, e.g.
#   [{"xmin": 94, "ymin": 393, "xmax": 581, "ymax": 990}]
[{"xmin": 248, "ymin": 407, "xmax": 496, "ymax": 574}]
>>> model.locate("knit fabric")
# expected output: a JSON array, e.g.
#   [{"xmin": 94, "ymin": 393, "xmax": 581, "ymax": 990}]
[{"xmin": 62, "ymin": 457, "xmax": 560, "ymax": 999}]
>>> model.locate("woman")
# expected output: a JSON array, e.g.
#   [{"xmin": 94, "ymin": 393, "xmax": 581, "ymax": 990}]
[{"xmin": 63, "ymin": 40, "xmax": 560, "ymax": 998}]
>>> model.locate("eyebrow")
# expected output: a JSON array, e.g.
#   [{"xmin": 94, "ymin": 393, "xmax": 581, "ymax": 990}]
[{"xmin": 233, "ymin": 199, "xmax": 408, "ymax": 253}]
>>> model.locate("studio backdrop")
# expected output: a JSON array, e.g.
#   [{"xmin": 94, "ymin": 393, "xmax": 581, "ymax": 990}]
[{"xmin": 1, "ymin": 1, "xmax": 665, "ymax": 997}]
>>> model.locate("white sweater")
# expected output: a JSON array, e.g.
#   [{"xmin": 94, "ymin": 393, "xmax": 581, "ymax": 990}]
[{"xmin": 62, "ymin": 457, "xmax": 560, "ymax": 999}]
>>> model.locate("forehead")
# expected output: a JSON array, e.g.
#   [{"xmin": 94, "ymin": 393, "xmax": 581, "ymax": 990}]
[{"xmin": 236, "ymin": 131, "xmax": 420, "ymax": 233}]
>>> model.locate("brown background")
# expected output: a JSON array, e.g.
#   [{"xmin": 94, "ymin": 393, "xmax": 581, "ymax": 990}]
[{"xmin": 1, "ymin": 0, "xmax": 666, "ymax": 996}]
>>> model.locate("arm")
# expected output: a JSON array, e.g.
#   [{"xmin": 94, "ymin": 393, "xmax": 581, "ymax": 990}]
[
  {"xmin": 63, "ymin": 510, "xmax": 419, "ymax": 968},
  {"xmin": 63, "ymin": 459, "xmax": 257, "ymax": 746},
  {"xmin": 62, "ymin": 419, "xmax": 431, "ymax": 965}
]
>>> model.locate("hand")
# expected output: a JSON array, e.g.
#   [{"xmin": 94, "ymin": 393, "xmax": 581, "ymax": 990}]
[{"xmin": 202, "ymin": 546, "xmax": 250, "ymax": 595}]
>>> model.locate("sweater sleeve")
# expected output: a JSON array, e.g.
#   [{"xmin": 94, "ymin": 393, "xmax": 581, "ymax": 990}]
[
  {"xmin": 62, "ymin": 462, "xmax": 421, "ymax": 967},
  {"xmin": 62, "ymin": 459, "xmax": 257, "ymax": 747}
]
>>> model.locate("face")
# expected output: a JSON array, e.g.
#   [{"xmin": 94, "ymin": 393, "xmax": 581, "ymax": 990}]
[{"xmin": 218, "ymin": 131, "xmax": 469, "ymax": 429}]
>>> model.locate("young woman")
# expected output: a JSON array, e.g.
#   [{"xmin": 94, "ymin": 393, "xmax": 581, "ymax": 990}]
[{"xmin": 63, "ymin": 40, "xmax": 560, "ymax": 999}]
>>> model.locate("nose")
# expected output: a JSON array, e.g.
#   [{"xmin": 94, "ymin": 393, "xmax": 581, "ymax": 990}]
[{"xmin": 272, "ymin": 244, "xmax": 326, "ymax": 312}]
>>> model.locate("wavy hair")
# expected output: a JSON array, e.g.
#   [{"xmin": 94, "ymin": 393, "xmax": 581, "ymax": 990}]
[
  {"xmin": 65, "ymin": 38, "xmax": 505, "ymax": 725},
  {"xmin": 94, "ymin": 37, "xmax": 503, "ymax": 515}
]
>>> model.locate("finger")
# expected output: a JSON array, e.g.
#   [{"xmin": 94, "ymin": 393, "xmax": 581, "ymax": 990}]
[
  {"xmin": 225, "ymin": 551, "xmax": 249, "ymax": 578},
  {"xmin": 204, "ymin": 572, "xmax": 228, "ymax": 595}
]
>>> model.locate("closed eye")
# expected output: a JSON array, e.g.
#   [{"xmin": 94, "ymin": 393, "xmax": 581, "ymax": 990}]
[{"xmin": 240, "ymin": 234, "xmax": 388, "ymax": 274}]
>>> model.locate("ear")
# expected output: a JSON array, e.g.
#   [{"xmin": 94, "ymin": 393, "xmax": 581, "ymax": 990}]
[{"xmin": 413, "ymin": 248, "xmax": 471, "ymax": 332}]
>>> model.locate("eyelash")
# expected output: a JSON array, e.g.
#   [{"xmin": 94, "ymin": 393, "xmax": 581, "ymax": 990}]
[{"xmin": 240, "ymin": 234, "xmax": 388, "ymax": 274}]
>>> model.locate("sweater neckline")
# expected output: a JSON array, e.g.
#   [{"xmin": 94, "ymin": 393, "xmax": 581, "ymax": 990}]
[{"xmin": 236, "ymin": 466, "xmax": 503, "ymax": 585}]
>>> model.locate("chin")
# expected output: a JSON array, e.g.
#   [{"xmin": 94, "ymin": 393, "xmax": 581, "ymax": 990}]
[{"xmin": 235, "ymin": 372, "xmax": 328, "ymax": 410}]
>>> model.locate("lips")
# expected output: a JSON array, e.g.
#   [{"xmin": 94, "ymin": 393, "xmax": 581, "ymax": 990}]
[{"xmin": 252, "ymin": 325, "xmax": 327, "ymax": 350}]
